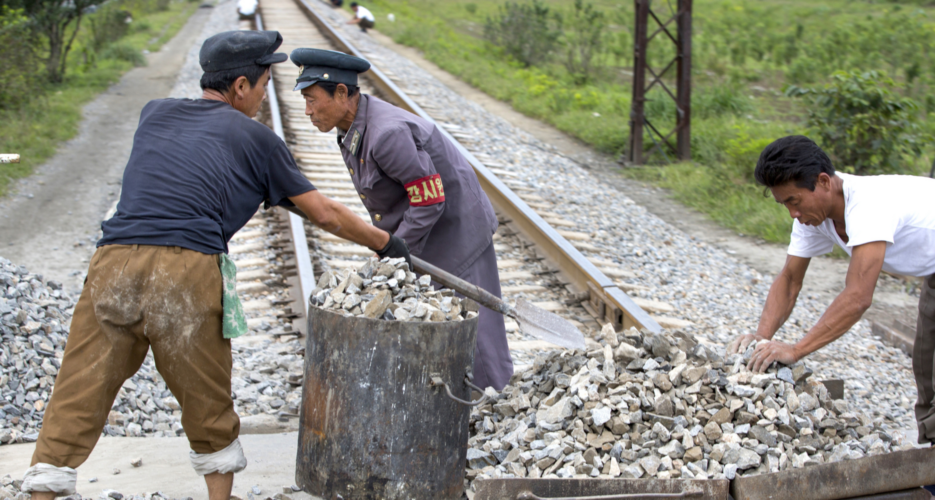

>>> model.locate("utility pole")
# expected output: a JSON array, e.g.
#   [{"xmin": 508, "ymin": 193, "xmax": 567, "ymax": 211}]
[{"xmin": 628, "ymin": 0, "xmax": 692, "ymax": 165}]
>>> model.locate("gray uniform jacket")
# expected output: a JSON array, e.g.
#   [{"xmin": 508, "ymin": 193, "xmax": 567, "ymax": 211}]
[
  {"xmin": 338, "ymin": 95, "xmax": 498, "ymax": 275},
  {"xmin": 338, "ymin": 95, "xmax": 513, "ymax": 390}
]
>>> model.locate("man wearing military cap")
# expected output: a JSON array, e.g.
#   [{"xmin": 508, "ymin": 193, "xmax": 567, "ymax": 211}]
[
  {"xmin": 291, "ymin": 48, "xmax": 514, "ymax": 391},
  {"xmin": 22, "ymin": 32, "xmax": 409, "ymax": 498}
]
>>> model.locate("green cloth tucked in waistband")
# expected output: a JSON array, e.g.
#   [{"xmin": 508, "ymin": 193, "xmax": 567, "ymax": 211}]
[{"xmin": 219, "ymin": 253, "xmax": 248, "ymax": 339}]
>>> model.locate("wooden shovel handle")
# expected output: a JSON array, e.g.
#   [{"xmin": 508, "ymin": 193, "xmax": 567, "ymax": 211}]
[{"xmin": 411, "ymin": 256, "xmax": 515, "ymax": 318}]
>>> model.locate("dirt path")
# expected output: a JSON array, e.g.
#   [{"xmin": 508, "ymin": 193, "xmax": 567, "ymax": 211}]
[
  {"xmin": 360, "ymin": 25, "xmax": 921, "ymax": 335},
  {"xmin": 0, "ymin": 6, "xmax": 213, "ymax": 294}
]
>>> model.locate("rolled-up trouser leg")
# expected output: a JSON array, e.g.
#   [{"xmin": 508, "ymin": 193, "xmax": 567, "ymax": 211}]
[
  {"xmin": 190, "ymin": 438, "xmax": 248, "ymax": 475},
  {"xmin": 28, "ymin": 246, "xmax": 152, "ymax": 492},
  {"xmin": 913, "ymin": 273, "xmax": 935, "ymax": 444},
  {"xmin": 21, "ymin": 464, "xmax": 78, "ymax": 494},
  {"xmin": 144, "ymin": 247, "xmax": 242, "ymax": 468}
]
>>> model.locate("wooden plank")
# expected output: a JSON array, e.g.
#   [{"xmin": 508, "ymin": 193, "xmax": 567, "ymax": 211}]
[
  {"xmin": 530, "ymin": 301, "xmax": 565, "ymax": 312},
  {"xmin": 234, "ymin": 257, "xmax": 268, "ymax": 269},
  {"xmin": 237, "ymin": 282, "xmax": 269, "ymax": 294},
  {"xmin": 242, "ymin": 299, "xmax": 272, "ymax": 312},
  {"xmin": 496, "ymin": 259, "xmax": 524, "ymax": 269},
  {"xmin": 237, "ymin": 269, "xmax": 272, "ymax": 281},
  {"xmin": 501, "ymin": 284, "xmax": 549, "ymax": 294},
  {"xmin": 499, "ymin": 271, "xmax": 536, "ymax": 281},
  {"xmin": 651, "ymin": 315, "xmax": 693, "ymax": 329},
  {"xmin": 557, "ymin": 230, "xmax": 590, "ymax": 241},
  {"xmin": 630, "ymin": 297, "xmax": 675, "ymax": 313},
  {"xmin": 229, "ymin": 241, "xmax": 266, "ymax": 254}
]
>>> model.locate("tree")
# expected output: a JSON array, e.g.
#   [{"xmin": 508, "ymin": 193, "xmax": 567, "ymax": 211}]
[
  {"xmin": 562, "ymin": 0, "xmax": 606, "ymax": 84},
  {"xmin": 0, "ymin": 7, "xmax": 40, "ymax": 108},
  {"xmin": 786, "ymin": 70, "xmax": 924, "ymax": 175},
  {"xmin": 484, "ymin": 0, "xmax": 562, "ymax": 68},
  {"xmin": 3, "ymin": 0, "xmax": 105, "ymax": 83}
]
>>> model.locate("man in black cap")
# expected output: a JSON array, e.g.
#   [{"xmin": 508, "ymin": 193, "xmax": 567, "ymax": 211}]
[
  {"xmin": 21, "ymin": 32, "xmax": 408, "ymax": 498},
  {"xmin": 290, "ymin": 48, "xmax": 514, "ymax": 391}
]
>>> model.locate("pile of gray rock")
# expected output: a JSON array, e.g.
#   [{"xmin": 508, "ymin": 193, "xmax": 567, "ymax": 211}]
[
  {"xmin": 465, "ymin": 325, "xmax": 905, "ymax": 491},
  {"xmin": 0, "ymin": 257, "xmax": 74, "ymax": 445},
  {"xmin": 0, "ymin": 257, "xmax": 186, "ymax": 446},
  {"xmin": 311, "ymin": 257, "xmax": 478, "ymax": 322}
]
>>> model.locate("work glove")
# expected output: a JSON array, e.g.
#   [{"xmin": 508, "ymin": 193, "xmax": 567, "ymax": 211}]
[{"xmin": 376, "ymin": 233, "xmax": 412, "ymax": 270}]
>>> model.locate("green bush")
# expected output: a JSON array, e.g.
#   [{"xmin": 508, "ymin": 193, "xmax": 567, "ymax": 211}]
[
  {"xmin": 464, "ymin": 3, "xmax": 477, "ymax": 14},
  {"xmin": 99, "ymin": 43, "xmax": 147, "ymax": 67},
  {"xmin": 693, "ymin": 85, "xmax": 754, "ymax": 120},
  {"xmin": 132, "ymin": 19, "xmax": 153, "ymax": 33},
  {"xmin": 786, "ymin": 70, "xmax": 925, "ymax": 175},
  {"xmin": 483, "ymin": 0, "xmax": 562, "ymax": 67},
  {"xmin": 561, "ymin": 0, "xmax": 606, "ymax": 84}
]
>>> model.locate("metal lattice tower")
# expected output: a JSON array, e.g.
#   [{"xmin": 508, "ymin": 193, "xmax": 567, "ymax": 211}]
[{"xmin": 628, "ymin": 0, "xmax": 693, "ymax": 164}]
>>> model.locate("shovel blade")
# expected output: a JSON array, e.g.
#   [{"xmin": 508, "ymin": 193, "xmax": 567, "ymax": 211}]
[{"xmin": 514, "ymin": 299, "xmax": 587, "ymax": 350}]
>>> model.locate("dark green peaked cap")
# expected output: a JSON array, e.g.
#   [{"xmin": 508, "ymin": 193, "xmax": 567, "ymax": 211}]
[{"xmin": 290, "ymin": 48, "xmax": 371, "ymax": 91}]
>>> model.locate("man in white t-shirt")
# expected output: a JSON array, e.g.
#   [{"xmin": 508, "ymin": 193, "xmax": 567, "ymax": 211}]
[
  {"xmin": 727, "ymin": 135, "xmax": 935, "ymax": 443},
  {"xmin": 347, "ymin": 2, "xmax": 375, "ymax": 32}
]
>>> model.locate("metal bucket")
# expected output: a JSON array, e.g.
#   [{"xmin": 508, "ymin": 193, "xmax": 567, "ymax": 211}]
[{"xmin": 296, "ymin": 304, "xmax": 481, "ymax": 499}]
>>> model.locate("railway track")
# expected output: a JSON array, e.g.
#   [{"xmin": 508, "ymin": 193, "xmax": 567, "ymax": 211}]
[{"xmin": 225, "ymin": 0, "xmax": 684, "ymax": 370}]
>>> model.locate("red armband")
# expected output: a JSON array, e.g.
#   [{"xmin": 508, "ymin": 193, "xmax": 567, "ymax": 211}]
[{"xmin": 404, "ymin": 174, "xmax": 446, "ymax": 207}]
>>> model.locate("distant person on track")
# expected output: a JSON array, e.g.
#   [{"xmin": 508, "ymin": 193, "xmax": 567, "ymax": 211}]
[
  {"xmin": 727, "ymin": 135, "xmax": 935, "ymax": 443},
  {"xmin": 347, "ymin": 2, "xmax": 375, "ymax": 32},
  {"xmin": 289, "ymin": 48, "xmax": 514, "ymax": 391},
  {"xmin": 21, "ymin": 31, "xmax": 409, "ymax": 499}
]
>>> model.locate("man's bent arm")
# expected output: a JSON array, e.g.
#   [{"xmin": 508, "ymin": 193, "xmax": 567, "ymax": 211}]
[
  {"xmin": 729, "ymin": 255, "xmax": 809, "ymax": 353},
  {"xmin": 289, "ymin": 190, "xmax": 389, "ymax": 251},
  {"xmin": 791, "ymin": 241, "xmax": 886, "ymax": 359},
  {"xmin": 757, "ymin": 255, "xmax": 810, "ymax": 340}
]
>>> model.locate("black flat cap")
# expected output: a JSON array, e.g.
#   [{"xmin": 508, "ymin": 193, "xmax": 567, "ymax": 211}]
[
  {"xmin": 200, "ymin": 30, "xmax": 288, "ymax": 72},
  {"xmin": 290, "ymin": 48, "xmax": 371, "ymax": 91}
]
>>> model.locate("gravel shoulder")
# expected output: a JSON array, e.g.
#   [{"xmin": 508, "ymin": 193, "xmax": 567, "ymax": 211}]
[{"xmin": 0, "ymin": 6, "xmax": 213, "ymax": 295}]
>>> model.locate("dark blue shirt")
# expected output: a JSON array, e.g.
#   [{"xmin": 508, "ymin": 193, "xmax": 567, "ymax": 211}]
[{"xmin": 99, "ymin": 98, "xmax": 314, "ymax": 254}]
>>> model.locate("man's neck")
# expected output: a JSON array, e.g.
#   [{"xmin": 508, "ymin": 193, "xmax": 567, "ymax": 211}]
[
  {"xmin": 828, "ymin": 174, "xmax": 847, "ymax": 224},
  {"xmin": 202, "ymin": 88, "xmax": 234, "ymax": 107},
  {"xmin": 337, "ymin": 94, "xmax": 362, "ymax": 132}
]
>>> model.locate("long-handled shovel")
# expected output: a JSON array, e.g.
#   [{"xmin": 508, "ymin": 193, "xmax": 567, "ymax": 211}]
[
  {"xmin": 412, "ymin": 256, "xmax": 586, "ymax": 350},
  {"xmin": 283, "ymin": 206, "xmax": 587, "ymax": 350}
]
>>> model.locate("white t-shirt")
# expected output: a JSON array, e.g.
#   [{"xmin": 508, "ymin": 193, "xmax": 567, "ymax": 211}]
[
  {"xmin": 355, "ymin": 6, "xmax": 375, "ymax": 22},
  {"xmin": 787, "ymin": 172, "xmax": 935, "ymax": 277}
]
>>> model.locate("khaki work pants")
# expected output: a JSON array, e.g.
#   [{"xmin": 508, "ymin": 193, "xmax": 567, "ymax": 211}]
[
  {"xmin": 32, "ymin": 244, "xmax": 239, "ymax": 468},
  {"xmin": 913, "ymin": 273, "xmax": 935, "ymax": 443}
]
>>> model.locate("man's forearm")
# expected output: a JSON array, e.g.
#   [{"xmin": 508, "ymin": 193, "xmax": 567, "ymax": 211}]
[
  {"xmin": 322, "ymin": 200, "xmax": 388, "ymax": 250},
  {"xmin": 755, "ymin": 273, "xmax": 800, "ymax": 339},
  {"xmin": 793, "ymin": 288, "xmax": 869, "ymax": 359},
  {"xmin": 290, "ymin": 191, "xmax": 389, "ymax": 251}
]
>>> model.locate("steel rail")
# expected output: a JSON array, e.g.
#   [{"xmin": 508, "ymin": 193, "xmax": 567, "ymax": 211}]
[
  {"xmin": 256, "ymin": 12, "xmax": 316, "ymax": 330},
  {"xmin": 286, "ymin": 0, "xmax": 660, "ymax": 333}
]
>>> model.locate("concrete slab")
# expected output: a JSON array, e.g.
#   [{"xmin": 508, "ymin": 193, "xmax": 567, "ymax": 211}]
[{"xmin": 0, "ymin": 434, "xmax": 322, "ymax": 499}]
